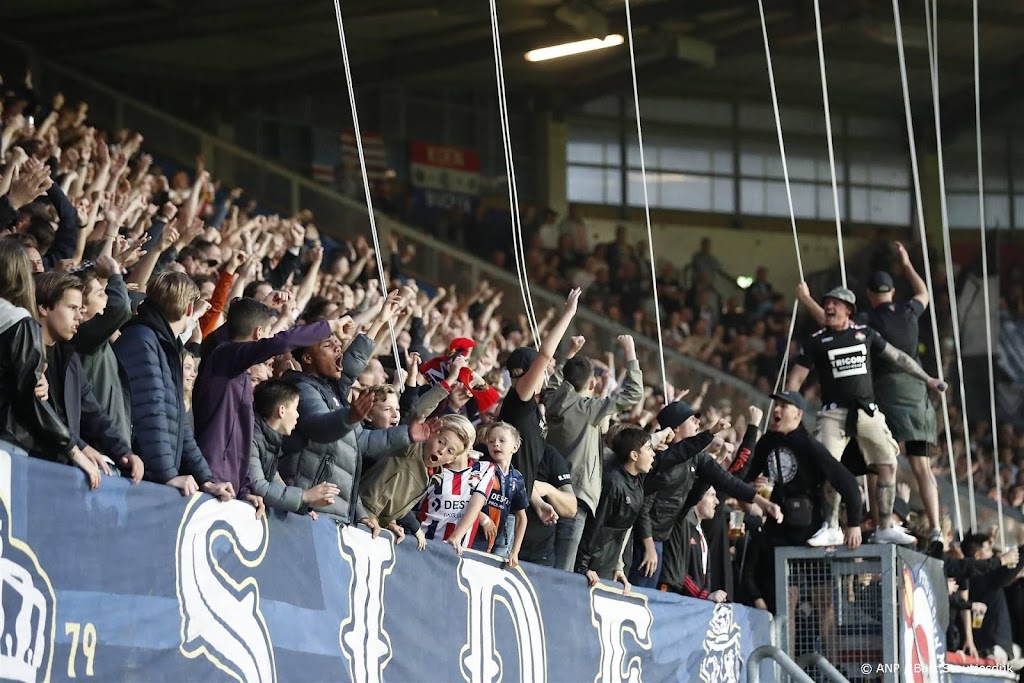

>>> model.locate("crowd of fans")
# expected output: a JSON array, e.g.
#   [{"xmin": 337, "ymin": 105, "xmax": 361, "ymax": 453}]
[{"xmin": 1, "ymin": 72, "xmax": 1022, "ymax": 670}]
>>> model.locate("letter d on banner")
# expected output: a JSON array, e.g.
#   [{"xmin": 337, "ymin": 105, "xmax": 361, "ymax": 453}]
[
  {"xmin": 457, "ymin": 556, "xmax": 546, "ymax": 683},
  {"xmin": 338, "ymin": 526, "xmax": 396, "ymax": 683}
]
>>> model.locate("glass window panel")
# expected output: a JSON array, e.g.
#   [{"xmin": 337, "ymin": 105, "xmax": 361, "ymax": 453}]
[
  {"xmin": 713, "ymin": 149, "xmax": 734, "ymax": 174},
  {"xmin": 713, "ymin": 177, "xmax": 734, "ymax": 213},
  {"xmin": 567, "ymin": 141, "xmax": 605, "ymax": 164},
  {"xmin": 764, "ymin": 181, "xmax": 793, "ymax": 217},
  {"xmin": 790, "ymin": 182, "xmax": 817, "ymax": 218},
  {"xmin": 659, "ymin": 144, "xmax": 712, "ymax": 173},
  {"xmin": 788, "ymin": 157, "xmax": 817, "ymax": 181},
  {"xmin": 985, "ymin": 194, "xmax": 1011, "ymax": 229},
  {"xmin": 740, "ymin": 150, "xmax": 765, "ymax": 176},
  {"xmin": 869, "ymin": 189, "xmax": 910, "ymax": 225},
  {"xmin": 567, "ymin": 165, "xmax": 606, "ymax": 203},
  {"xmin": 849, "ymin": 161, "xmax": 870, "ymax": 184},
  {"xmin": 626, "ymin": 170, "xmax": 656, "ymax": 207},
  {"xmin": 818, "ymin": 185, "xmax": 843, "ymax": 221},
  {"xmin": 947, "ymin": 193, "xmax": 977, "ymax": 228},
  {"xmin": 1016, "ymin": 196, "xmax": 1024, "ymax": 229},
  {"xmin": 604, "ymin": 168, "xmax": 622, "ymax": 205},
  {"xmin": 818, "ymin": 158, "xmax": 844, "ymax": 183},
  {"xmin": 741, "ymin": 179, "xmax": 765, "ymax": 215},
  {"xmin": 659, "ymin": 173, "xmax": 712, "ymax": 211},
  {"xmin": 849, "ymin": 186, "xmax": 869, "ymax": 223},
  {"xmin": 869, "ymin": 163, "xmax": 909, "ymax": 188}
]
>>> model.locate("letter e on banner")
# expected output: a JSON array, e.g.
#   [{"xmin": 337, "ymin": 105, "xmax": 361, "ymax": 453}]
[
  {"xmin": 457, "ymin": 555, "xmax": 546, "ymax": 683},
  {"xmin": 175, "ymin": 497, "xmax": 275, "ymax": 683},
  {"xmin": 590, "ymin": 586, "xmax": 653, "ymax": 683},
  {"xmin": 338, "ymin": 526, "xmax": 395, "ymax": 683}
]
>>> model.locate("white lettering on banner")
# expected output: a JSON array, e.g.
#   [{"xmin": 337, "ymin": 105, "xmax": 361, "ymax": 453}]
[
  {"xmin": 338, "ymin": 526, "xmax": 395, "ymax": 683},
  {"xmin": 0, "ymin": 449, "xmax": 57, "ymax": 683},
  {"xmin": 590, "ymin": 586, "xmax": 653, "ymax": 683},
  {"xmin": 457, "ymin": 555, "xmax": 547, "ymax": 683},
  {"xmin": 175, "ymin": 497, "xmax": 276, "ymax": 683},
  {"xmin": 827, "ymin": 344, "xmax": 868, "ymax": 378}
]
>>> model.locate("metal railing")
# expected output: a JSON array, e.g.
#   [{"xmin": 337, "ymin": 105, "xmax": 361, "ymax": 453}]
[{"xmin": 1, "ymin": 33, "xmax": 769, "ymax": 412}]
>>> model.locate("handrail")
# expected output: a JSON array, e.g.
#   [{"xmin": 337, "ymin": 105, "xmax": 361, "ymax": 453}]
[
  {"xmin": 747, "ymin": 645, "xmax": 816, "ymax": 683},
  {"xmin": 0, "ymin": 32, "xmax": 767, "ymax": 406},
  {"xmin": 796, "ymin": 652, "xmax": 851, "ymax": 683}
]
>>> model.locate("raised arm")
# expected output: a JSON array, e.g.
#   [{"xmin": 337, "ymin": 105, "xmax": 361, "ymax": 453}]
[
  {"xmin": 895, "ymin": 242, "xmax": 929, "ymax": 308},
  {"xmin": 795, "ymin": 282, "xmax": 825, "ymax": 327},
  {"xmin": 516, "ymin": 288, "xmax": 581, "ymax": 401}
]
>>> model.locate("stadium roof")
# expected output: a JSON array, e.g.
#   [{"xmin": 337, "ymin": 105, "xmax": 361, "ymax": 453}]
[{"xmin": 2, "ymin": 0, "xmax": 1024, "ymax": 134}]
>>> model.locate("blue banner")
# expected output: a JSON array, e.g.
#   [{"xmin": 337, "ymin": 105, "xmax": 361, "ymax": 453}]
[{"xmin": 0, "ymin": 446, "xmax": 773, "ymax": 682}]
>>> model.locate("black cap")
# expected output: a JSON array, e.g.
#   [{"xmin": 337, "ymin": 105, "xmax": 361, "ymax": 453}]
[
  {"xmin": 770, "ymin": 390, "xmax": 806, "ymax": 411},
  {"xmin": 505, "ymin": 347, "xmax": 538, "ymax": 378},
  {"xmin": 868, "ymin": 271, "xmax": 894, "ymax": 293},
  {"xmin": 657, "ymin": 401, "xmax": 700, "ymax": 430}
]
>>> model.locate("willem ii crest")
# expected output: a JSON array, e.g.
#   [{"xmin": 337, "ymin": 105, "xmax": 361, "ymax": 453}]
[{"xmin": 0, "ymin": 449, "xmax": 57, "ymax": 683}]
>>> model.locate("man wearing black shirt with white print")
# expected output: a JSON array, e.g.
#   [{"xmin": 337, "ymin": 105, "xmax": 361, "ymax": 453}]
[
  {"xmin": 520, "ymin": 444, "xmax": 577, "ymax": 566},
  {"xmin": 797, "ymin": 242, "xmax": 942, "ymax": 549},
  {"xmin": 787, "ymin": 286, "xmax": 945, "ymax": 546}
]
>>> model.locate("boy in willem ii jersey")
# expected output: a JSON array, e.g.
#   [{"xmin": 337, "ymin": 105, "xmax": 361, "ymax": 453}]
[{"xmin": 417, "ymin": 444, "xmax": 494, "ymax": 548}]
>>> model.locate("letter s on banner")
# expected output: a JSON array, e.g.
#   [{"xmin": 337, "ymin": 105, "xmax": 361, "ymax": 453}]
[
  {"xmin": 338, "ymin": 526, "xmax": 396, "ymax": 683},
  {"xmin": 457, "ymin": 555, "xmax": 547, "ymax": 683},
  {"xmin": 175, "ymin": 497, "xmax": 275, "ymax": 683},
  {"xmin": 590, "ymin": 586, "xmax": 653, "ymax": 683}
]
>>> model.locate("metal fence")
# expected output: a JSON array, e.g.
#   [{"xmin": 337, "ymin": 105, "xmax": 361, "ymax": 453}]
[{"xmin": 775, "ymin": 546, "xmax": 900, "ymax": 683}]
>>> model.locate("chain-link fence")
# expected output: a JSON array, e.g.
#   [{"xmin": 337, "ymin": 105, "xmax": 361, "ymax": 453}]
[{"xmin": 776, "ymin": 546, "xmax": 900, "ymax": 683}]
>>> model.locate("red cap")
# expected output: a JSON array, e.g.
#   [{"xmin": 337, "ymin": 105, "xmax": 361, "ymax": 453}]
[{"xmin": 448, "ymin": 337, "xmax": 476, "ymax": 356}]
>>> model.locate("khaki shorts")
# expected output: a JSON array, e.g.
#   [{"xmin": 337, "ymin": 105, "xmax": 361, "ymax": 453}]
[{"xmin": 815, "ymin": 406, "xmax": 900, "ymax": 466}]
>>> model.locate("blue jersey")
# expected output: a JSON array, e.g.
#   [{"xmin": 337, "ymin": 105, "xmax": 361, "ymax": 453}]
[{"xmin": 473, "ymin": 466, "xmax": 528, "ymax": 553}]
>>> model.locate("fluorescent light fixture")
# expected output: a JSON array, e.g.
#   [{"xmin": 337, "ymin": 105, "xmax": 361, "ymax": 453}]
[
  {"xmin": 736, "ymin": 276, "xmax": 754, "ymax": 289},
  {"xmin": 525, "ymin": 35, "xmax": 624, "ymax": 62}
]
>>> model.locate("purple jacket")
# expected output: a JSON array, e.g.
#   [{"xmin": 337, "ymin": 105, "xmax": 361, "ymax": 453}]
[{"xmin": 193, "ymin": 321, "xmax": 332, "ymax": 497}]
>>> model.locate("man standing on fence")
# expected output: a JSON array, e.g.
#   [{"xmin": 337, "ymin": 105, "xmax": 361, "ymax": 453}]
[
  {"xmin": 797, "ymin": 242, "xmax": 942, "ymax": 552},
  {"xmin": 788, "ymin": 285, "xmax": 945, "ymax": 546}
]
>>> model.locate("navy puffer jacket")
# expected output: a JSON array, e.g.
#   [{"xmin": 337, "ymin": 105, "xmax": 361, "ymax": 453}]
[{"xmin": 113, "ymin": 300, "xmax": 212, "ymax": 485}]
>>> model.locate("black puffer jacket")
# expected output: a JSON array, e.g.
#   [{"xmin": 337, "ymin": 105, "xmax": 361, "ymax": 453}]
[{"xmin": 0, "ymin": 299, "xmax": 74, "ymax": 460}]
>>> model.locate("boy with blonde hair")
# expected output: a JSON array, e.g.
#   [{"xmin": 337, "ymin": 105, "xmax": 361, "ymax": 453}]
[
  {"xmin": 359, "ymin": 414, "xmax": 475, "ymax": 538},
  {"xmin": 471, "ymin": 421, "xmax": 529, "ymax": 566}
]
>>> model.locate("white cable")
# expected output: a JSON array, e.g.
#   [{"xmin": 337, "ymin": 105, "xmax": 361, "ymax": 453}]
[
  {"xmin": 891, "ymin": 0, "xmax": 961, "ymax": 535},
  {"xmin": 763, "ymin": 300, "xmax": 799, "ymax": 432},
  {"xmin": 972, "ymin": 0, "xmax": 1005, "ymax": 547},
  {"xmin": 331, "ymin": 0, "xmax": 401, "ymax": 366},
  {"xmin": 757, "ymin": 0, "xmax": 804, "ymax": 283},
  {"xmin": 811, "ymin": 0, "xmax": 846, "ymax": 288},
  {"xmin": 923, "ymin": 0, "xmax": 969, "ymax": 536},
  {"xmin": 488, "ymin": 0, "xmax": 541, "ymax": 347},
  {"xmin": 623, "ymin": 0, "xmax": 668, "ymax": 392}
]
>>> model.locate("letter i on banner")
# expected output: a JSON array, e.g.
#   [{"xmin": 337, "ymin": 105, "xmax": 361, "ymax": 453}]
[{"xmin": 338, "ymin": 526, "xmax": 396, "ymax": 683}]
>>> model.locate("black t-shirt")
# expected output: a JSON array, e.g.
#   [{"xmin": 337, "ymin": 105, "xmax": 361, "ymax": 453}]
[
  {"xmin": 855, "ymin": 299, "xmax": 925, "ymax": 375},
  {"xmin": 519, "ymin": 444, "xmax": 572, "ymax": 565},
  {"xmin": 498, "ymin": 388, "xmax": 544, "ymax": 497},
  {"xmin": 795, "ymin": 324, "xmax": 887, "ymax": 406}
]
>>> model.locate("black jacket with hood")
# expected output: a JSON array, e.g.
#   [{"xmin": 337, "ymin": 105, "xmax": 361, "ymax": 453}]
[{"xmin": 0, "ymin": 299, "xmax": 74, "ymax": 460}]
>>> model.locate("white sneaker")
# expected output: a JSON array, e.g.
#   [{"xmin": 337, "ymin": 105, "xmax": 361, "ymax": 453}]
[
  {"xmin": 807, "ymin": 526, "xmax": 845, "ymax": 547},
  {"xmin": 874, "ymin": 525, "xmax": 916, "ymax": 545}
]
